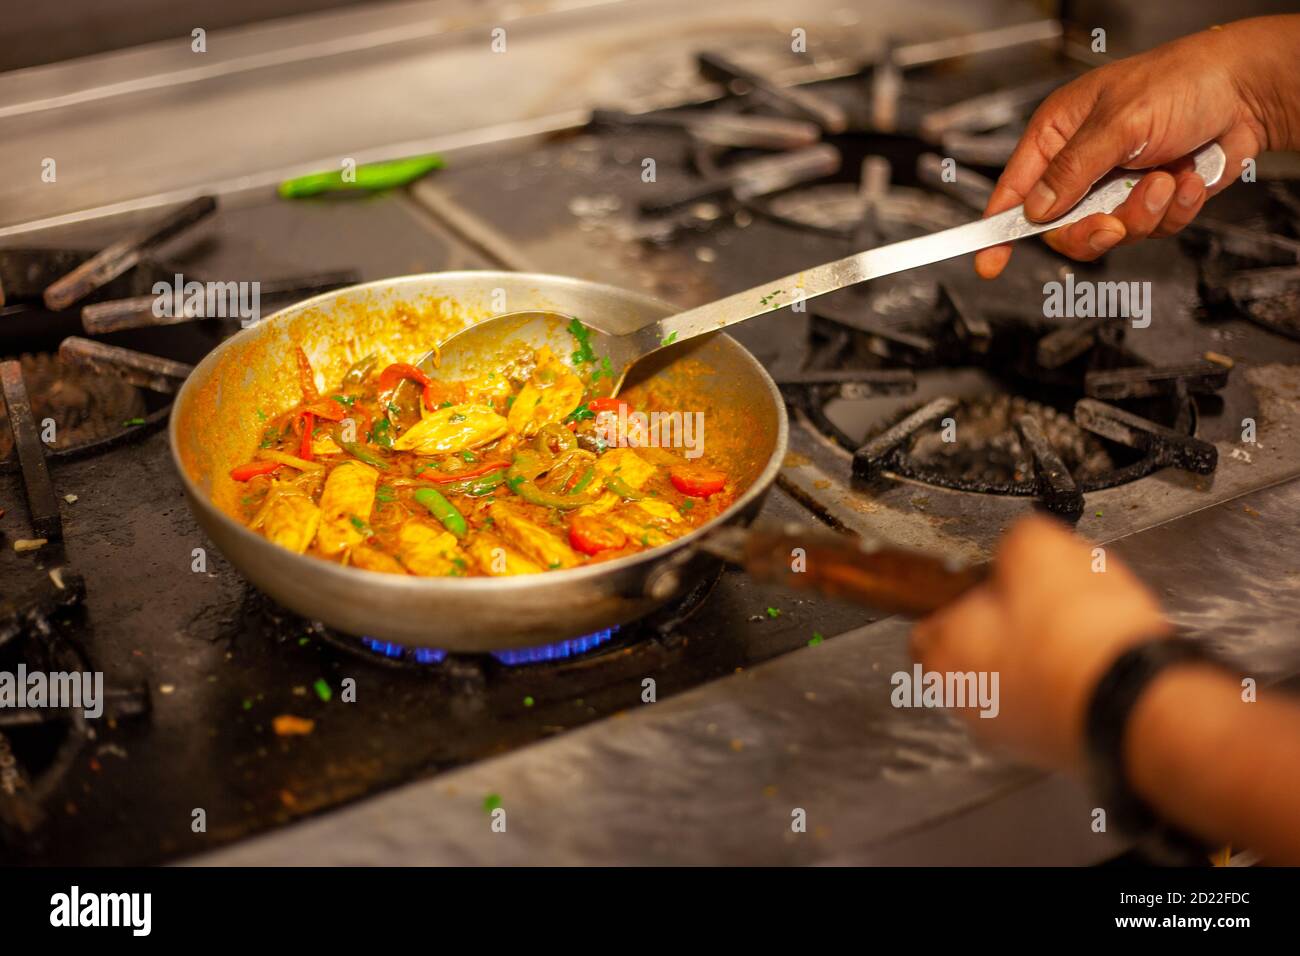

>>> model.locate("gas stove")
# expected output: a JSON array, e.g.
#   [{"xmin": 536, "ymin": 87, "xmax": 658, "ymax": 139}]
[{"xmin": 3, "ymin": 5, "xmax": 1300, "ymax": 867}]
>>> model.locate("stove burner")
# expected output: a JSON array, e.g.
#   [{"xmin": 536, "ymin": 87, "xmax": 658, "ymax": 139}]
[
  {"xmin": 0, "ymin": 353, "xmax": 145, "ymax": 461},
  {"xmin": 358, "ymin": 627, "xmax": 620, "ymax": 667},
  {"xmin": 306, "ymin": 562, "xmax": 724, "ymax": 672}
]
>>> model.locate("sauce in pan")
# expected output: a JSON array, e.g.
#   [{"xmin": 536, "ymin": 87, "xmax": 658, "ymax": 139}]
[{"xmin": 229, "ymin": 331, "xmax": 735, "ymax": 577}]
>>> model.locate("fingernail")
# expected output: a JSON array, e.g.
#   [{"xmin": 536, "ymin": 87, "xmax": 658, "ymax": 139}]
[
  {"xmin": 1176, "ymin": 178, "xmax": 1202, "ymax": 207},
  {"xmin": 1088, "ymin": 228, "xmax": 1123, "ymax": 253},
  {"xmin": 1025, "ymin": 181, "xmax": 1056, "ymax": 220},
  {"xmin": 1144, "ymin": 176, "xmax": 1175, "ymax": 214}
]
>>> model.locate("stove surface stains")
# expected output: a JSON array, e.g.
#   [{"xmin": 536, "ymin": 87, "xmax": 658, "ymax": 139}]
[{"xmin": 3, "ymin": 26, "xmax": 1300, "ymax": 865}]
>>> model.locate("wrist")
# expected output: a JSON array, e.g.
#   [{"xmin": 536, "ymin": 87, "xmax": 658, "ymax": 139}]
[
  {"xmin": 1083, "ymin": 636, "xmax": 1223, "ymax": 860},
  {"xmin": 1221, "ymin": 16, "xmax": 1300, "ymax": 151}
]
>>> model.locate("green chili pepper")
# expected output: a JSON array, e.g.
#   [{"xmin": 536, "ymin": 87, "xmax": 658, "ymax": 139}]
[
  {"xmin": 604, "ymin": 474, "xmax": 643, "ymax": 500},
  {"xmin": 569, "ymin": 466, "xmax": 596, "ymax": 495},
  {"xmin": 339, "ymin": 441, "xmax": 389, "ymax": 470},
  {"xmin": 439, "ymin": 469, "xmax": 506, "ymax": 497},
  {"xmin": 535, "ymin": 423, "xmax": 576, "ymax": 454},
  {"xmin": 278, "ymin": 156, "xmax": 444, "ymax": 199},
  {"xmin": 413, "ymin": 487, "xmax": 468, "ymax": 537}
]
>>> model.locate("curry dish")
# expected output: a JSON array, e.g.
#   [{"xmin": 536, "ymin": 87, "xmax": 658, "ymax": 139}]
[{"xmin": 230, "ymin": 329, "xmax": 735, "ymax": 577}]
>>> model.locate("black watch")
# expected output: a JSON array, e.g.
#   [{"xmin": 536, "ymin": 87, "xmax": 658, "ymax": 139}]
[{"xmin": 1084, "ymin": 635, "xmax": 1226, "ymax": 865}]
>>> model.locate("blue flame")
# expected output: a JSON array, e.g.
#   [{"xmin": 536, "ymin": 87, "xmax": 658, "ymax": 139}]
[{"xmin": 359, "ymin": 626, "xmax": 618, "ymax": 667}]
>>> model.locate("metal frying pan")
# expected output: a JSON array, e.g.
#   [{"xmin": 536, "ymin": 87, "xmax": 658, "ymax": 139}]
[{"xmin": 170, "ymin": 271, "xmax": 982, "ymax": 650}]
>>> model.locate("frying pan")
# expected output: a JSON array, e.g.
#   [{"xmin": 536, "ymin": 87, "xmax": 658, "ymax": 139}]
[
  {"xmin": 170, "ymin": 271, "xmax": 789, "ymax": 650},
  {"xmin": 170, "ymin": 271, "xmax": 984, "ymax": 651}
]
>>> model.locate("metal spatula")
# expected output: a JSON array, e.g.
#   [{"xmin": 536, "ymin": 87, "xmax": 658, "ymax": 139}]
[{"xmin": 424, "ymin": 142, "xmax": 1226, "ymax": 392}]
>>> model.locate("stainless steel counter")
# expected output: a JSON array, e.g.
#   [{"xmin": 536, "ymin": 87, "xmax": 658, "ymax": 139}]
[{"xmin": 191, "ymin": 476, "xmax": 1300, "ymax": 865}]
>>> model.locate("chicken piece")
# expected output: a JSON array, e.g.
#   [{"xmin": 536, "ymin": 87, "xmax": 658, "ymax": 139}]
[
  {"xmin": 594, "ymin": 448, "xmax": 657, "ymax": 490},
  {"xmin": 350, "ymin": 545, "xmax": 407, "ymax": 575},
  {"xmin": 633, "ymin": 498, "xmax": 685, "ymax": 524},
  {"xmin": 464, "ymin": 372, "xmax": 514, "ymax": 409},
  {"xmin": 576, "ymin": 491, "xmax": 621, "ymax": 517},
  {"xmin": 506, "ymin": 362, "xmax": 584, "ymax": 438},
  {"xmin": 393, "ymin": 403, "xmax": 508, "ymax": 455},
  {"xmin": 604, "ymin": 499, "xmax": 687, "ymax": 549},
  {"xmin": 465, "ymin": 531, "xmax": 545, "ymax": 576},
  {"xmin": 315, "ymin": 461, "xmax": 379, "ymax": 556},
  {"xmin": 311, "ymin": 435, "xmax": 342, "ymax": 456},
  {"xmin": 399, "ymin": 522, "xmax": 467, "ymax": 576},
  {"xmin": 256, "ymin": 493, "xmax": 320, "ymax": 554},
  {"xmin": 489, "ymin": 502, "xmax": 581, "ymax": 569}
]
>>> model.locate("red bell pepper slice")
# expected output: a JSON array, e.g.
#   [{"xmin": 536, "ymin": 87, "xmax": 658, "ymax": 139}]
[
  {"xmin": 300, "ymin": 398, "xmax": 347, "ymax": 421},
  {"xmin": 377, "ymin": 362, "xmax": 432, "ymax": 393},
  {"xmin": 586, "ymin": 397, "xmax": 632, "ymax": 414},
  {"xmin": 569, "ymin": 515, "xmax": 627, "ymax": 555},
  {"xmin": 231, "ymin": 460, "xmax": 281, "ymax": 482},
  {"xmin": 670, "ymin": 466, "xmax": 727, "ymax": 498},
  {"xmin": 298, "ymin": 411, "xmax": 315, "ymax": 461}
]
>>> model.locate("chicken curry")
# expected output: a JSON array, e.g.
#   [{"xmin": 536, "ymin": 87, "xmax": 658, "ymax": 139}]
[{"xmin": 230, "ymin": 327, "xmax": 734, "ymax": 577}]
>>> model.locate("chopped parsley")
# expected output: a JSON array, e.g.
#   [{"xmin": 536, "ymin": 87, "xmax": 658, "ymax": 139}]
[
  {"xmin": 313, "ymin": 679, "xmax": 332, "ymax": 702},
  {"xmin": 565, "ymin": 403, "xmax": 595, "ymax": 423},
  {"xmin": 765, "ymin": 607, "xmax": 781, "ymax": 618},
  {"xmin": 331, "ymin": 394, "xmax": 356, "ymax": 407},
  {"xmin": 568, "ymin": 317, "xmax": 597, "ymax": 365},
  {"xmin": 660, "ymin": 330, "xmax": 678, "ymax": 347},
  {"xmin": 808, "ymin": 632, "xmax": 824, "ymax": 647}
]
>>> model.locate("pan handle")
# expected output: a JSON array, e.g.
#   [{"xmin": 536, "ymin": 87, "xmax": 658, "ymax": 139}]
[{"xmin": 675, "ymin": 522, "xmax": 986, "ymax": 617}]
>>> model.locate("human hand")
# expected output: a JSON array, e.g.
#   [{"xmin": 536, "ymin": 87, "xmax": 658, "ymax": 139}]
[
  {"xmin": 910, "ymin": 516, "xmax": 1171, "ymax": 770},
  {"xmin": 974, "ymin": 18, "xmax": 1296, "ymax": 279}
]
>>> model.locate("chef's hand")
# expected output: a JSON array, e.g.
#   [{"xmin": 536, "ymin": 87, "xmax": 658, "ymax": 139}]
[
  {"xmin": 975, "ymin": 15, "xmax": 1300, "ymax": 279},
  {"xmin": 910, "ymin": 516, "xmax": 1171, "ymax": 769}
]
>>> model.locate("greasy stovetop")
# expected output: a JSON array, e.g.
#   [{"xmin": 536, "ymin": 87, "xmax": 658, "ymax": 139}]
[{"xmin": 4, "ymin": 48, "xmax": 1300, "ymax": 863}]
